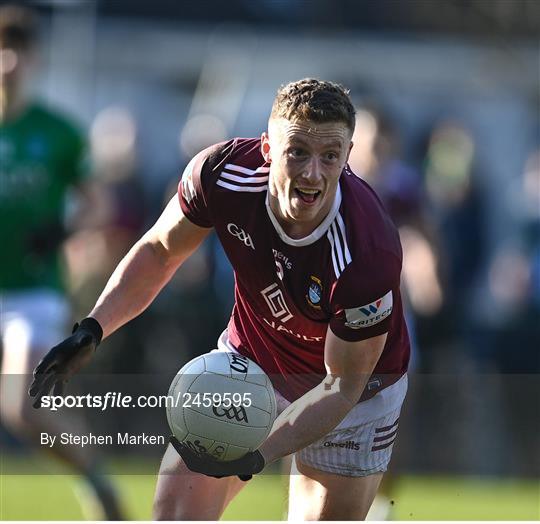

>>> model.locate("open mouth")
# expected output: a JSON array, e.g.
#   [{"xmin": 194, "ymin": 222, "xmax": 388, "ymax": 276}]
[{"xmin": 294, "ymin": 188, "xmax": 321, "ymax": 204}]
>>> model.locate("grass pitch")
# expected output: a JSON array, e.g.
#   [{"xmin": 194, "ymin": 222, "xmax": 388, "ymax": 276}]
[{"xmin": 0, "ymin": 455, "xmax": 538, "ymax": 520}]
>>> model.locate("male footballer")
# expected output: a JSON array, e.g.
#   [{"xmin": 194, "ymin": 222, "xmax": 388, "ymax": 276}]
[{"xmin": 30, "ymin": 78, "xmax": 410, "ymax": 520}]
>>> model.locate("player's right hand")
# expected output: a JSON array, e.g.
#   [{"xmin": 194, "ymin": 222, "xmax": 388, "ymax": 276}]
[
  {"xmin": 170, "ymin": 436, "xmax": 265, "ymax": 481},
  {"xmin": 28, "ymin": 317, "xmax": 103, "ymax": 409}
]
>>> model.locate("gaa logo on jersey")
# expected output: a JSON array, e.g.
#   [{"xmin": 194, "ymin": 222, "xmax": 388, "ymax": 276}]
[
  {"xmin": 344, "ymin": 290, "xmax": 393, "ymax": 329},
  {"xmin": 227, "ymin": 223, "xmax": 255, "ymax": 250},
  {"xmin": 306, "ymin": 276, "xmax": 322, "ymax": 309}
]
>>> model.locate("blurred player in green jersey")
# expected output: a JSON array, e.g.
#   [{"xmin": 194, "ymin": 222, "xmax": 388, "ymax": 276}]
[{"xmin": 0, "ymin": 5, "xmax": 123, "ymax": 519}]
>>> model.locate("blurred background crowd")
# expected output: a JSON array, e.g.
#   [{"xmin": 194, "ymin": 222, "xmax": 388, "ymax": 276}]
[{"xmin": 1, "ymin": 0, "xmax": 538, "ymax": 502}]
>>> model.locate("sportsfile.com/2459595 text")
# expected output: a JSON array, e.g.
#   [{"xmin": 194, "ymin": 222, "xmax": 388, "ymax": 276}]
[{"xmin": 38, "ymin": 391, "xmax": 252, "ymax": 411}]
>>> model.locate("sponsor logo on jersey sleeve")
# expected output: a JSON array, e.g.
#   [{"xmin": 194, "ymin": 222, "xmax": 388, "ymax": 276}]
[
  {"xmin": 306, "ymin": 275, "xmax": 322, "ymax": 309},
  {"xmin": 344, "ymin": 290, "xmax": 393, "ymax": 329}
]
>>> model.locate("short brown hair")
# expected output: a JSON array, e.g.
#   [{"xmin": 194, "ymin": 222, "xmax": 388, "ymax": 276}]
[
  {"xmin": 0, "ymin": 5, "xmax": 37, "ymax": 51},
  {"xmin": 270, "ymin": 78, "xmax": 356, "ymax": 133}
]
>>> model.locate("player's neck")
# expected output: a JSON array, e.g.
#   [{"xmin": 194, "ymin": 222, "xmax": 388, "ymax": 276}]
[
  {"xmin": 281, "ymin": 221, "xmax": 318, "ymax": 240},
  {"xmin": 268, "ymin": 194, "xmax": 334, "ymax": 240}
]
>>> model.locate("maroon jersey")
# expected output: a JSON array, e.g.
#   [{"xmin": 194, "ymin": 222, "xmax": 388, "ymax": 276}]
[{"xmin": 178, "ymin": 138, "xmax": 410, "ymax": 402}]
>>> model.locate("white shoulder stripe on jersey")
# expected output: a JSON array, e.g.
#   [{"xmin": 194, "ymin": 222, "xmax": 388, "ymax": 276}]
[
  {"xmin": 216, "ymin": 179, "xmax": 268, "ymax": 192},
  {"xmin": 327, "ymin": 228, "xmax": 342, "ymax": 278},
  {"xmin": 220, "ymin": 172, "xmax": 269, "ymax": 184},
  {"xmin": 224, "ymin": 163, "xmax": 270, "ymax": 175},
  {"xmin": 327, "ymin": 212, "xmax": 352, "ymax": 278},
  {"xmin": 336, "ymin": 212, "xmax": 352, "ymax": 265},
  {"xmin": 331, "ymin": 222, "xmax": 346, "ymax": 272}
]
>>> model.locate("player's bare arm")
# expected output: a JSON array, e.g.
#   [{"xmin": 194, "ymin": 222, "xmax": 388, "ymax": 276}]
[
  {"xmin": 90, "ymin": 196, "xmax": 211, "ymax": 338},
  {"xmin": 258, "ymin": 330, "xmax": 387, "ymax": 464}
]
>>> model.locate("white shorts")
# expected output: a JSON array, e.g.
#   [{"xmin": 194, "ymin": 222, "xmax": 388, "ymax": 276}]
[
  {"xmin": 216, "ymin": 330, "xmax": 407, "ymax": 477},
  {"xmin": 0, "ymin": 289, "xmax": 70, "ymax": 357}
]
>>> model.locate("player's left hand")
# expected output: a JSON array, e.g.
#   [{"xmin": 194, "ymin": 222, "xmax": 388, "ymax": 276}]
[
  {"xmin": 170, "ymin": 436, "xmax": 265, "ymax": 481},
  {"xmin": 28, "ymin": 318, "xmax": 103, "ymax": 408}
]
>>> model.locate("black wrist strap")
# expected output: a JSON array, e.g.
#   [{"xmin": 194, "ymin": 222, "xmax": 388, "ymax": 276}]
[{"xmin": 79, "ymin": 317, "xmax": 104, "ymax": 346}]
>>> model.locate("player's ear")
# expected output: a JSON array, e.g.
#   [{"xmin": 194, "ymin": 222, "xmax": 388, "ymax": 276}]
[
  {"xmin": 346, "ymin": 141, "xmax": 354, "ymax": 162},
  {"xmin": 260, "ymin": 132, "xmax": 272, "ymax": 163}
]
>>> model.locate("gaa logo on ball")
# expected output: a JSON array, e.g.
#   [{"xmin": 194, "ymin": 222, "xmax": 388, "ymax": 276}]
[{"xmin": 166, "ymin": 352, "xmax": 277, "ymax": 461}]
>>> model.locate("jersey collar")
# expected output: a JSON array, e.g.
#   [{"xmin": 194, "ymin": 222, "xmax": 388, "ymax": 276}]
[{"xmin": 265, "ymin": 184, "xmax": 342, "ymax": 247}]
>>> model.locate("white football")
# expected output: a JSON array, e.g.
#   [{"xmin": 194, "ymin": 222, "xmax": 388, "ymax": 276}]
[{"xmin": 166, "ymin": 351, "xmax": 277, "ymax": 461}]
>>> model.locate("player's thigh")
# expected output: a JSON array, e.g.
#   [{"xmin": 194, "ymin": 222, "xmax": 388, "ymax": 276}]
[
  {"xmin": 153, "ymin": 443, "xmax": 248, "ymax": 520},
  {"xmin": 0, "ymin": 290, "xmax": 69, "ymax": 422},
  {"xmin": 288, "ymin": 456, "xmax": 383, "ymax": 521},
  {"xmin": 288, "ymin": 376, "xmax": 408, "ymax": 520}
]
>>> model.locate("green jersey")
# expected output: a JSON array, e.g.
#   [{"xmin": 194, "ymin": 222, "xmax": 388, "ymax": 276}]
[{"xmin": 0, "ymin": 102, "xmax": 87, "ymax": 291}]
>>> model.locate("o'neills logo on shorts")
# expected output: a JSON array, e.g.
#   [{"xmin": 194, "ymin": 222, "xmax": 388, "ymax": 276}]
[{"xmin": 323, "ymin": 440, "xmax": 360, "ymax": 450}]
